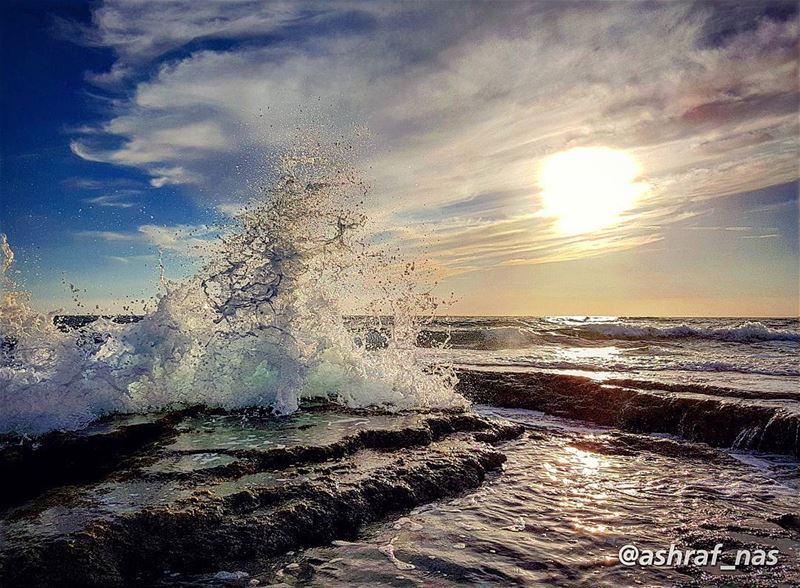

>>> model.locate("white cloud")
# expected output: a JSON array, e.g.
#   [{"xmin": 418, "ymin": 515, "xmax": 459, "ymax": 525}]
[
  {"xmin": 67, "ymin": 1, "xmax": 799, "ymax": 272},
  {"xmin": 88, "ymin": 1, "xmax": 304, "ymax": 64},
  {"xmin": 70, "ymin": 140, "xmax": 108, "ymax": 163},
  {"xmin": 148, "ymin": 166, "xmax": 201, "ymax": 187},
  {"xmin": 83, "ymin": 194, "xmax": 137, "ymax": 208},
  {"xmin": 75, "ymin": 230, "xmax": 138, "ymax": 241},
  {"xmin": 137, "ymin": 224, "xmax": 219, "ymax": 257},
  {"xmin": 76, "ymin": 225, "xmax": 218, "ymax": 260},
  {"xmin": 215, "ymin": 202, "xmax": 248, "ymax": 217}
]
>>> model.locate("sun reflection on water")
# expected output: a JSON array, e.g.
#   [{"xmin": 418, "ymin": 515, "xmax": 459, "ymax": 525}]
[
  {"xmin": 564, "ymin": 446, "xmax": 603, "ymax": 473},
  {"xmin": 557, "ymin": 346, "xmax": 621, "ymax": 363}
]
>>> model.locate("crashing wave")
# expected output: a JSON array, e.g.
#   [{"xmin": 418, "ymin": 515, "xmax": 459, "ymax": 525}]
[
  {"xmin": 0, "ymin": 149, "xmax": 466, "ymax": 435},
  {"xmin": 574, "ymin": 321, "xmax": 800, "ymax": 343},
  {"xmin": 418, "ymin": 326, "xmax": 542, "ymax": 350}
]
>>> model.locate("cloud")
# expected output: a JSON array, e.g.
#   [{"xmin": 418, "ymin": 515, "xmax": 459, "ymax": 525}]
[
  {"xmin": 740, "ymin": 233, "xmax": 780, "ymax": 240},
  {"xmin": 76, "ymin": 225, "xmax": 218, "ymax": 259},
  {"xmin": 105, "ymin": 254, "xmax": 158, "ymax": 263},
  {"xmin": 137, "ymin": 224, "xmax": 219, "ymax": 257},
  {"xmin": 85, "ymin": 2, "xmax": 313, "ymax": 67},
  {"xmin": 66, "ymin": 0, "xmax": 798, "ymax": 272},
  {"xmin": 69, "ymin": 140, "xmax": 108, "ymax": 163},
  {"xmin": 65, "ymin": 177, "xmax": 142, "ymax": 190},
  {"xmin": 82, "ymin": 194, "xmax": 137, "ymax": 208},
  {"xmin": 148, "ymin": 166, "xmax": 200, "ymax": 187},
  {"xmin": 75, "ymin": 230, "xmax": 138, "ymax": 241},
  {"xmin": 70, "ymin": 121, "xmax": 229, "ymax": 187},
  {"xmin": 215, "ymin": 202, "xmax": 248, "ymax": 217},
  {"xmin": 686, "ymin": 226, "xmax": 753, "ymax": 232}
]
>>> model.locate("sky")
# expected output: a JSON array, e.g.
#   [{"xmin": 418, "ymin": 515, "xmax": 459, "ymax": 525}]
[{"xmin": 1, "ymin": 0, "xmax": 798, "ymax": 317}]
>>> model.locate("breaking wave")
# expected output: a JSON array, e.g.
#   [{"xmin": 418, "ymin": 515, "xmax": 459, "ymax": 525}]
[
  {"xmin": 417, "ymin": 319, "xmax": 800, "ymax": 351},
  {"xmin": 573, "ymin": 321, "xmax": 800, "ymax": 343},
  {"xmin": 0, "ymin": 148, "xmax": 466, "ymax": 435}
]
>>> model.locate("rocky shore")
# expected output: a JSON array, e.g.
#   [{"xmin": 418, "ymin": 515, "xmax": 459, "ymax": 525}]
[
  {"xmin": 0, "ymin": 408, "xmax": 523, "ymax": 587},
  {"xmin": 2, "ymin": 369, "xmax": 798, "ymax": 586},
  {"xmin": 456, "ymin": 369, "xmax": 800, "ymax": 457}
]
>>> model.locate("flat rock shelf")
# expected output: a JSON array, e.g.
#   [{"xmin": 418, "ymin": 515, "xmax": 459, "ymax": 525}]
[
  {"xmin": 0, "ymin": 407, "xmax": 523, "ymax": 587},
  {"xmin": 456, "ymin": 369, "xmax": 800, "ymax": 457}
]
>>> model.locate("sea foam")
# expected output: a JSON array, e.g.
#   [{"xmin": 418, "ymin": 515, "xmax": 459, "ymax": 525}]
[
  {"xmin": 578, "ymin": 321, "xmax": 800, "ymax": 343},
  {"xmin": 0, "ymin": 149, "xmax": 465, "ymax": 435}
]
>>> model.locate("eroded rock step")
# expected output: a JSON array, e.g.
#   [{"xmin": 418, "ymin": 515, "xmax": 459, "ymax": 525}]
[
  {"xmin": 0, "ymin": 406, "xmax": 207, "ymax": 509},
  {"xmin": 0, "ymin": 410, "xmax": 523, "ymax": 587},
  {"xmin": 457, "ymin": 369, "xmax": 800, "ymax": 457}
]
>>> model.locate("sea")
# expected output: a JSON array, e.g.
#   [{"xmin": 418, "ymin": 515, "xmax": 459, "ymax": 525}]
[
  {"xmin": 1, "ymin": 150, "xmax": 798, "ymax": 585},
  {"xmin": 6, "ymin": 314, "xmax": 797, "ymax": 586},
  {"xmin": 297, "ymin": 315, "xmax": 800, "ymax": 587},
  {"xmin": 419, "ymin": 315, "xmax": 799, "ymax": 399}
]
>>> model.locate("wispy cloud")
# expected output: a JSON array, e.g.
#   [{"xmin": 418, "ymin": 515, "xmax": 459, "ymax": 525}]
[
  {"xmin": 686, "ymin": 226, "xmax": 753, "ymax": 232},
  {"xmin": 740, "ymin": 233, "xmax": 780, "ymax": 240},
  {"xmin": 65, "ymin": 177, "xmax": 142, "ymax": 190},
  {"xmin": 76, "ymin": 230, "xmax": 139, "ymax": 241},
  {"xmin": 71, "ymin": 0, "xmax": 337, "ymax": 82},
  {"xmin": 76, "ymin": 225, "xmax": 218, "ymax": 258},
  {"xmin": 82, "ymin": 194, "xmax": 138, "ymax": 208},
  {"xmin": 148, "ymin": 166, "xmax": 201, "ymax": 188},
  {"xmin": 137, "ymin": 224, "xmax": 219, "ymax": 257},
  {"xmin": 105, "ymin": 254, "xmax": 158, "ymax": 263},
  {"xmin": 64, "ymin": 0, "xmax": 798, "ymax": 272}
]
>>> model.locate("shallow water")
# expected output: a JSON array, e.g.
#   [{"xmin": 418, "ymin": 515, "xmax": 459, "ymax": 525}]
[
  {"xmin": 266, "ymin": 407, "xmax": 799, "ymax": 587},
  {"xmin": 2, "ymin": 403, "xmax": 797, "ymax": 586}
]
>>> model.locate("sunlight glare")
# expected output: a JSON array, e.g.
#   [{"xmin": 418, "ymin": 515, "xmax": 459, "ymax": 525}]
[{"xmin": 538, "ymin": 147, "xmax": 649, "ymax": 235}]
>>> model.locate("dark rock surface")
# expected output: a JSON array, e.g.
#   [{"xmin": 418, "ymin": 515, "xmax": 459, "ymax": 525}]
[
  {"xmin": 0, "ymin": 408, "xmax": 523, "ymax": 587},
  {"xmin": 772, "ymin": 513, "xmax": 800, "ymax": 536},
  {"xmin": 0, "ymin": 406, "xmax": 208, "ymax": 509},
  {"xmin": 456, "ymin": 369, "xmax": 800, "ymax": 457}
]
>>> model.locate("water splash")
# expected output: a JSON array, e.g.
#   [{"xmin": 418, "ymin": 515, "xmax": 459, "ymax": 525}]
[{"xmin": 0, "ymin": 147, "xmax": 466, "ymax": 435}]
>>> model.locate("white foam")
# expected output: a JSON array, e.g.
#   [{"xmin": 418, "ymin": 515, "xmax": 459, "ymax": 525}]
[
  {"xmin": 582, "ymin": 321, "xmax": 799, "ymax": 343},
  {"xmin": 0, "ymin": 150, "xmax": 466, "ymax": 435}
]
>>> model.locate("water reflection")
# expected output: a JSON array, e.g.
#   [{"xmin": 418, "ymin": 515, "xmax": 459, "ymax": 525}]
[
  {"xmin": 562, "ymin": 446, "xmax": 603, "ymax": 473},
  {"xmin": 557, "ymin": 346, "xmax": 621, "ymax": 363},
  {"xmin": 264, "ymin": 409, "xmax": 800, "ymax": 587}
]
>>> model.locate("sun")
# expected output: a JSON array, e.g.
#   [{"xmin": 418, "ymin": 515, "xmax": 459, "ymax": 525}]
[{"xmin": 537, "ymin": 147, "xmax": 649, "ymax": 235}]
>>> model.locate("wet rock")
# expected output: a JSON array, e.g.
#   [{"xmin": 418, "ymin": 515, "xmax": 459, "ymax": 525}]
[
  {"xmin": 771, "ymin": 513, "xmax": 800, "ymax": 536},
  {"xmin": 457, "ymin": 369, "xmax": 800, "ymax": 457},
  {"xmin": 603, "ymin": 377, "xmax": 800, "ymax": 402},
  {"xmin": 0, "ymin": 409, "xmax": 522, "ymax": 587},
  {"xmin": 569, "ymin": 432, "xmax": 736, "ymax": 463},
  {"xmin": 0, "ymin": 406, "xmax": 207, "ymax": 508}
]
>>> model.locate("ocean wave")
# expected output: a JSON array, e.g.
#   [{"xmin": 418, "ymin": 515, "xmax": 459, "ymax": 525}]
[
  {"xmin": 417, "ymin": 326, "xmax": 542, "ymax": 350},
  {"xmin": 420, "ymin": 320, "xmax": 800, "ymax": 351},
  {"xmin": 573, "ymin": 321, "xmax": 800, "ymax": 343},
  {"xmin": 0, "ymin": 149, "xmax": 465, "ymax": 436}
]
